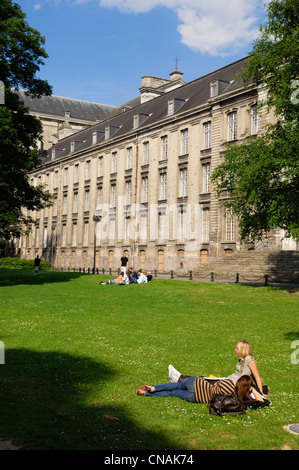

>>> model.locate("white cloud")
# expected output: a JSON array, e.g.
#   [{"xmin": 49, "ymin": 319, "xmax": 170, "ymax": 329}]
[{"xmin": 99, "ymin": 0, "xmax": 266, "ymax": 56}]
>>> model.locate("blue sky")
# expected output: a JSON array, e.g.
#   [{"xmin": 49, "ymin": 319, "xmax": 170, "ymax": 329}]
[{"xmin": 20, "ymin": 0, "xmax": 270, "ymax": 107}]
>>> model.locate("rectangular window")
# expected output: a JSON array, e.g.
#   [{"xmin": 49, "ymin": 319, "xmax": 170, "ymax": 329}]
[
  {"xmin": 251, "ymin": 106, "xmax": 258, "ymax": 134},
  {"xmin": 203, "ymin": 122, "xmax": 211, "ymax": 149},
  {"xmin": 143, "ymin": 141, "xmax": 149, "ymax": 164},
  {"xmin": 127, "ymin": 147, "xmax": 132, "ymax": 169},
  {"xmin": 112, "ymin": 152, "xmax": 117, "ymax": 173},
  {"xmin": 63, "ymin": 194, "xmax": 68, "ymax": 215},
  {"xmin": 72, "ymin": 223, "xmax": 77, "ymax": 246},
  {"xmin": 228, "ymin": 112, "xmax": 237, "ymax": 141},
  {"xmin": 160, "ymin": 173, "xmax": 167, "ymax": 200},
  {"xmin": 74, "ymin": 164, "xmax": 79, "ymax": 183},
  {"xmin": 168, "ymin": 99, "xmax": 174, "ymax": 115},
  {"xmin": 85, "ymin": 189, "xmax": 90, "ymax": 211},
  {"xmin": 142, "ymin": 177, "xmax": 148, "ymax": 203},
  {"xmin": 83, "ymin": 221, "xmax": 89, "ymax": 246},
  {"xmin": 85, "ymin": 160, "xmax": 91, "ymax": 180},
  {"xmin": 126, "ymin": 180, "xmax": 132, "ymax": 205},
  {"xmin": 181, "ymin": 129, "xmax": 189, "ymax": 155},
  {"xmin": 53, "ymin": 196, "xmax": 58, "ymax": 217},
  {"xmin": 111, "ymin": 184, "xmax": 116, "ymax": 207},
  {"xmin": 161, "ymin": 136, "xmax": 168, "ymax": 160},
  {"xmin": 225, "ymin": 209, "xmax": 234, "ymax": 241},
  {"xmin": 97, "ymin": 187, "xmax": 102, "ymax": 209},
  {"xmin": 98, "ymin": 156, "xmax": 103, "ymax": 176},
  {"xmin": 73, "ymin": 192, "xmax": 78, "ymax": 213},
  {"xmin": 180, "ymin": 168, "xmax": 188, "ymax": 197},
  {"xmin": 210, "ymin": 81, "xmax": 217, "ymax": 97},
  {"xmin": 202, "ymin": 207, "xmax": 210, "ymax": 242},
  {"xmin": 202, "ymin": 163, "xmax": 211, "ymax": 193},
  {"xmin": 43, "ymin": 228, "xmax": 48, "ymax": 248},
  {"xmin": 64, "ymin": 168, "xmax": 68, "ymax": 186}
]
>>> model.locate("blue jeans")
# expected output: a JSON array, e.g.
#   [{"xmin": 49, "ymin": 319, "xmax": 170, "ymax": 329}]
[{"xmin": 145, "ymin": 376, "xmax": 197, "ymax": 403}]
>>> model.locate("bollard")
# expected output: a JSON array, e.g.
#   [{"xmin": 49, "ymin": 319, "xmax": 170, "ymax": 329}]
[
  {"xmin": 211, "ymin": 272, "xmax": 214, "ymax": 282},
  {"xmin": 102, "ymin": 268, "xmax": 105, "ymax": 275},
  {"xmin": 235, "ymin": 273, "xmax": 239, "ymax": 283},
  {"xmin": 154, "ymin": 270, "xmax": 157, "ymax": 277},
  {"xmin": 264, "ymin": 274, "xmax": 268, "ymax": 286},
  {"xmin": 109, "ymin": 268, "xmax": 111, "ymax": 275},
  {"xmin": 189, "ymin": 270, "xmax": 192, "ymax": 280},
  {"xmin": 170, "ymin": 270, "xmax": 173, "ymax": 279}
]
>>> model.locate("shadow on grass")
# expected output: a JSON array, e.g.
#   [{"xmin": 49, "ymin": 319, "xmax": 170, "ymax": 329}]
[
  {"xmin": 0, "ymin": 348, "xmax": 179, "ymax": 451},
  {"xmin": 0, "ymin": 268, "xmax": 91, "ymax": 287}
]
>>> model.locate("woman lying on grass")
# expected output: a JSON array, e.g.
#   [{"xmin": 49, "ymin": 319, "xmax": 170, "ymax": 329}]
[
  {"xmin": 169, "ymin": 340, "xmax": 268, "ymax": 396},
  {"xmin": 137, "ymin": 375, "xmax": 267, "ymax": 405}
]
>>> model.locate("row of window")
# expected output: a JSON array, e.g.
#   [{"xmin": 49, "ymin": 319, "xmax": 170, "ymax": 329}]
[
  {"xmin": 51, "ymin": 162, "xmax": 211, "ymax": 218},
  {"xmin": 29, "ymin": 206, "xmax": 235, "ymax": 251},
  {"xmin": 48, "ymin": 107, "xmax": 259, "ymax": 185}
]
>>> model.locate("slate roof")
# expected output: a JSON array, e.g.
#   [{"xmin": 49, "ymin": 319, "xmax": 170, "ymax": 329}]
[
  {"xmin": 43, "ymin": 57, "xmax": 251, "ymax": 164},
  {"xmin": 14, "ymin": 90, "xmax": 116, "ymax": 122}
]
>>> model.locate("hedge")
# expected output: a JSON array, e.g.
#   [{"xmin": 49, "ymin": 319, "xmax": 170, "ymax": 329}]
[{"xmin": 0, "ymin": 257, "xmax": 51, "ymax": 270}]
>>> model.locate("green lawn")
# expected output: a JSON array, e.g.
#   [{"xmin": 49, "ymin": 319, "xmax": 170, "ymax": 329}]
[{"xmin": 0, "ymin": 268, "xmax": 298, "ymax": 450}]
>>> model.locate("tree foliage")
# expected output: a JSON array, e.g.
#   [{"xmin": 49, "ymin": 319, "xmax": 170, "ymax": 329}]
[
  {"xmin": 0, "ymin": 0, "xmax": 53, "ymax": 239},
  {"xmin": 211, "ymin": 0, "xmax": 299, "ymax": 241}
]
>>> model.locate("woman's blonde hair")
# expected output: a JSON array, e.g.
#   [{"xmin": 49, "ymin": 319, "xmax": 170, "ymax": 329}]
[{"xmin": 236, "ymin": 340, "xmax": 252, "ymax": 359}]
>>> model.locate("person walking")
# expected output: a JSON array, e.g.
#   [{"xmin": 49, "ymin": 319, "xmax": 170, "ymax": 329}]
[{"xmin": 34, "ymin": 255, "xmax": 41, "ymax": 275}]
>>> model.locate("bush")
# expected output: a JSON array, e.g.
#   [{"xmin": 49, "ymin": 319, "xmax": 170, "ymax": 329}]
[{"xmin": 0, "ymin": 257, "xmax": 51, "ymax": 270}]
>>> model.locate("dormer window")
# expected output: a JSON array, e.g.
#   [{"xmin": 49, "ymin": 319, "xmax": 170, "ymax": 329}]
[
  {"xmin": 168, "ymin": 98, "xmax": 185, "ymax": 115},
  {"xmin": 210, "ymin": 81, "xmax": 217, "ymax": 97},
  {"xmin": 105, "ymin": 126, "xmax": 119, "ymax": 140},
  {"xmin": 92, "ymin": 131, "xmax": 104, "ymax": 144},
  {"xmin": 51, "ymin": 148, "xmax": 63, "ymax": 160},
  {"xmin": 210, "ymin": 79, "xmax": 230, "ymax": 97},
  {"xmin": 70, "ymin": 140, "xmax": 82, "ymax": 153},
  {"xmin": 133, "ymin": 113, "xmax": 150, "ymax": 129}
]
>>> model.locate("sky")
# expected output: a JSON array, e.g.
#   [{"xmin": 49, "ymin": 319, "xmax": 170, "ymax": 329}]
[{"xmin": 20, "ymin": 0, "xmax": 270, "ymax": 107}]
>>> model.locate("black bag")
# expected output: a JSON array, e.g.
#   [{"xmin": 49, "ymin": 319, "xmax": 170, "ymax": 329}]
[{"xmin": 208, "ymin": 393, "xmax": 246, "ymax": 416}]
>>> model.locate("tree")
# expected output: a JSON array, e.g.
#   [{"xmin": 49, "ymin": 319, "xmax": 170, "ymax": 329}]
[
  {"xmin": 211, "ymin": 0, "xmax": 299, "ymax": 242},
  {"xmin": 0, "ymin": 0, "xmax": 53, "ymax": 240}
]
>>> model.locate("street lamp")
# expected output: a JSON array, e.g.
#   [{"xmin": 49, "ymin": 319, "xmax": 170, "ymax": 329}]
[
  {"xmin": 93, "ymin": 213, "xmax": 102, "ymax": 274},
  {"xmin": 51, "ymin": 224, "xmax": 56, "ymax": 270}
]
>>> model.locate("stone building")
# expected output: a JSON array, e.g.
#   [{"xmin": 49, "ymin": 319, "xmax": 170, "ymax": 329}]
[
  {"xmin": 14, "ymin": 90, "xmax": 116, "ymax": 150},
  {"xmin": 18, "ymin": 57, "xmax": 297, "ymax": 274}
]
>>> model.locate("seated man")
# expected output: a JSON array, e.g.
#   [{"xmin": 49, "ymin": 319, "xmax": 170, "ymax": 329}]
[
  {"xmin": 128, "ymin": 267, "xmax": 139, "ymax": 283},
  {"xmin": 137, "ymin": 269, "xmax": 148, "ymax": 284}
]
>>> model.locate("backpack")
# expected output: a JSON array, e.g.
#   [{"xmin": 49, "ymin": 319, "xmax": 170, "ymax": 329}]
[{"xmin": 208, "ymin": 393, "xmax": 246, "ymax": 416}]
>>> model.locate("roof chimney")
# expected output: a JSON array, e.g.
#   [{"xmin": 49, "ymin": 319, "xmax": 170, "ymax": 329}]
[{"xmin": 169, "ymin": 69, "xmax": 184, "ymax": 82}]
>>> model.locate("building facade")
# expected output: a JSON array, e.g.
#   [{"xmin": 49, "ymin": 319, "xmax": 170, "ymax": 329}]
[{"xmin": 17, "ymin": 58, "xmax": 297, "ymax": 273}]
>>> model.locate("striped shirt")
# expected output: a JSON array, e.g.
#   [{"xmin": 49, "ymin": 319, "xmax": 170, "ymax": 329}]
[{"xmin": 194, "ymin": 378, "xmax": 236, "ymax": 403}]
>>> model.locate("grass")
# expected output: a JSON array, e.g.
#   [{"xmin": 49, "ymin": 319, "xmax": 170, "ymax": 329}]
[{"xmin": 0, "ymin": 267, "xmax": 298, "ymax": 450}]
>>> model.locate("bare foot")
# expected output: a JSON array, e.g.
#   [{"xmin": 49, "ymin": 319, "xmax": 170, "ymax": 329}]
[{"xmin": 139, "ymin": 384, "xmax": 155, "ymax": 392}]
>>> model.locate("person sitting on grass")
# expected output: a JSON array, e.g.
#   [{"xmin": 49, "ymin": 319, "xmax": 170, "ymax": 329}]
[
  {"xmin": 137, "ymin": 269, "xmax": 148, "ymax": 284},
  {"xmin": 168, "ymin": 340, "xmax": 268, "ymax": 396},
  {"xmin": 136, "ymin": 375, "xmax": 267, "ymax": 405},
  {"xmin": 128, "ymin": 267, "xmax": 139, "ymax": 283}
]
